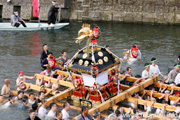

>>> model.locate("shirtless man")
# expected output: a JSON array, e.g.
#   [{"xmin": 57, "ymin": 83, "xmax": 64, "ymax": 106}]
[
  {"xmin": 0, "ymin": 95, "xmax": 4, "ymax": 104},
  {"xmin": 16, "ymin": 71, "xmax": 35, "ymax": 86},
  {"xmin": 1, "ymin": 79, "xmax": 11, "ymax": 97}
]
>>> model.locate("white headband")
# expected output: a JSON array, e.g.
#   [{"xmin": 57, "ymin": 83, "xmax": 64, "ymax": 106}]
[{"xmin": 52, "ymin": 1, "xmax": 56, "ymax": 4}]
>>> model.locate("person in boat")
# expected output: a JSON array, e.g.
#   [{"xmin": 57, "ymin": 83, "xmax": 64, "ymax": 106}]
[
  {"xmin": 11, "ymin": 11, "xmax": 27, "ymax": 27},
  {"xmin": 167, "ymin": 64, "xmax": 180, "ymax": 84},
  {"xmin": 77, "ymin": 106, "xmax": 93, "ymax": 120},
  {"xmin": 0, "ymin": 95, "xmax": 4, "ymax": 105},
  {"xmin": 38, "ymin": 98, "xmax": 48, "ymax": 119},
  {"xmin": 1, "ymin": 79, "xmax": 11, "ymax": 97},
  {"xmin": 27, "ymin": 93, "xmax": 36, "ymax": 106},
  {"xmin": 127, "ymin": 43, "xmax": 141, "ymax": 63},
  {"xmin": 40, "ymin": 44, "xmax": 49, "ymax": 63},
  {"xmin": 16, "ymin": 71, "xmax": 35, "ymax": 86},
  {"xmin": 58, "ymin": 50, "xmax": 70, "ymax": 67},
  {"xmin": 149, "ymin": 58, "xmax": 164, "ymax": 77},
  {"xmin": 17, "ymin": 81, "xmax": 30, "ymax": 91},
  {"xmin": 25, "ymin": 109, "xmax": 41, "ymax": 120},
  {"xmin": 48, "ymin": 1, "xmax": 60, "ymax": 26},
  {"xmin": 142, "ymin": 63, "xmax": 153, "ymax": 79},
  {"xmin": 15, "ymin": 90, "xmax": 25, "ymax": 103},
  {"xmin": 46, "ymin": 102, "xmax": 58, "ymax": 119},
  {"xmin": 17, "ymin": 96, "xmax": 28, "ymax": 111},
  {"xmin": 2, "ymin": 95, "xmax": 15, "ymax": 108},
  {"xmin": 41, "ymin": 52, "xmax": 56, "ymax": 70}
]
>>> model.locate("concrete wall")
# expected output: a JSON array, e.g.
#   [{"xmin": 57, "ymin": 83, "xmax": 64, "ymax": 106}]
[
  {"xmin": 0, "ymin": 0, "xmax": 66, "ymax": 21},
  {"xmin": 69, "ymin": 0, "xmax": 180, "ymax": 24}
]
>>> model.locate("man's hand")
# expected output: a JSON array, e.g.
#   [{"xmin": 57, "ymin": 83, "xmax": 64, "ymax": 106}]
[{"xmin": 58, "ymin": 9, "xmax": 60, "ymax": 12}]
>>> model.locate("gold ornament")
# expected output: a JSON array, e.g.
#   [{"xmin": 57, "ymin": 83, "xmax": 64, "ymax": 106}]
[
  {"xmin": 84, "ymin": 60, "xmax": 89, "ymax": 66},
  {"xmin": 83, "ymin": 53, "xmax": 88, "ymax": 59},
  {"xmin": 92, "ymin": 55, "xmax": 95, "ymax": 62},
  {"xmin": 98, "ymin": 59, "xmax": 103, "ymax": 65},
  {"xmin": 98, "ymin": 51, "xmax": 103, "ymax": 57},
  {"xmin": 103, "ymin": 56, "xmax": 108, "ymax": 62},
  {"xmin": 79, "ymin": 59, "xmax": 83, "ymax": 65}
]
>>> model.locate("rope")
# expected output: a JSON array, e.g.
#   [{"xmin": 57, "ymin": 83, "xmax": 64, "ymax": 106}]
[{"xmin": 97, "ymin": 89, "xmax": 105, "ymax": 103}]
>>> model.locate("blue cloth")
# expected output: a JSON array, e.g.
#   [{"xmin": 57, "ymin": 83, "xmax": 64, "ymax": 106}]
[{"xmin": 41, "ymin": 58, "xmax": 48, "ymax": 69}]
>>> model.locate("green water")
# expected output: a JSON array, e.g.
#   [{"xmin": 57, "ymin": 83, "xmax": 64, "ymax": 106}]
[{"xmin": 0, "ymin": 22, "xmax": 180, "ymax": 119}]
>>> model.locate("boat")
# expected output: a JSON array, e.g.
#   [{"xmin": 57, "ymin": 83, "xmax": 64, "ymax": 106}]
[
  {"xmin": 0, "ymin": 23, "xmax": 69, "ymax": 31},
  {"xmin": 0, "ymin": 0, "xmax": 69, "ymax": 31}
]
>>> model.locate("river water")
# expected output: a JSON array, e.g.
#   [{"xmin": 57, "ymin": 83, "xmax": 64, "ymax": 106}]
[{"xmin": 0, "ymin": 22, "xmax": 180, "ymax": 119}]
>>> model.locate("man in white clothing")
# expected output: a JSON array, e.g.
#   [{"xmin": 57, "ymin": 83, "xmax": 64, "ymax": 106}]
[
  {"xmin": 142, "ymin": 63, "xmax": 153, "ymax": 79},
  {"xmin": 38, "ymin": 99, "xmax": 48, "ymax": 119},
  {"xmin": 27, "ymin": 93, "xmax": 35, "ymax": 106},
  {"xmin": 62, "ymin": 102, "xmax": 70, "ymax": 119},
  {"xmin": 150, "ymin": 58, "xmax": 164, "ymax": 77},
  {"xmin": 126, "ymin": 43, "xmax": 141, "ymax": 64},
  {"xmin": 175, "ymin": 73, "xmax": 180, "ymax": 86},
  {"xmin": 46, "ymin": 102, "xmax": 57, "ymax": 119}
]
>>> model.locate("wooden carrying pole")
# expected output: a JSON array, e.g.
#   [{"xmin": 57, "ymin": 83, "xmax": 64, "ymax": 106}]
[
  {"xmin": 35, "ymin": 74, "xmax": 73, "ymax": 88},
  {"xmin": 86, "ymin": 76, "xmax": 159, "ymax": 115},
  {"xmin": 127, "ymin": 97, "xmax": 177, "ymax": 111},
  {"xmin": 47, "ymin": 88, "xmax": 73, "ymax": 106},
  {"xmin": 24, "ymin": 82, "xmax": 57, "ymax": 95},
  {"xmin": 112, "ymin": 105, "xmax": 170, "ymax": 120},
  {"xmin": 144, "ymin": 90, "xmax": 180, "ymax": 101},
  {"xmin": 154, "ymin": 82, "xmax": 180, "ymax": 91}
]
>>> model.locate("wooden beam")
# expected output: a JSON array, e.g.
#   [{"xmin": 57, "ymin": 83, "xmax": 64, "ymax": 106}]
[
  {"xmin": 87, "ymin": 76, "xmax": 159, "ymax": 115},
  {"xmin": 24, "ymin": 82, "xmax": 57, "ymax": 95},
  {"xmin": 120, "ymin": 84, "xmax": 130, "ymax": 90},
  {"xmin": 113, "ymin": 105, "xmax": 169, "ymax": 120},
  {"xmin": 35, "ymin": 74, "xmax": 74, "ymax": 88},
  {"xmin": 56, "ymin": 70, "xmax": 82, "ymax": 78},
  {"xmin": 144, "ymin": 90, "xmax": 179, "ymax": 101},
  {"xmin": 119, "ymin": 75, "xmax": 141, "ymax": 82},
  {"xmin": 154, "ymin": 82, "xmax": 180, "ymax": 91},
  {"xmin": 47, "ymin": 88, "xmax": 73, "ymax": 106},
  {"xmin": 127, "ymin": 97, "xmax": 177, "ymax": 111}
]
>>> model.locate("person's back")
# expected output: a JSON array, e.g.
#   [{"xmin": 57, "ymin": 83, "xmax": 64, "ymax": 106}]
[{"xmin": 38, "ymin": 105, "xmax": 47, "ymax": 119}]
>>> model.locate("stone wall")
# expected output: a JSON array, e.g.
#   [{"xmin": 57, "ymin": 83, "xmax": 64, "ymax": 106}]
[
  {"xmin": 0, "ymin": 0, "xmax": 65, "ymax": 21},
  {"xmin": 70, "ymin": 0, "xmax": 180, "ymax": 24}
]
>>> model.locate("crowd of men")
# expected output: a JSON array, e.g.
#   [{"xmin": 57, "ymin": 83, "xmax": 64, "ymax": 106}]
[{"xmin": 1, "ymin": 42, "xmax": 180, "ymax": 120}]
